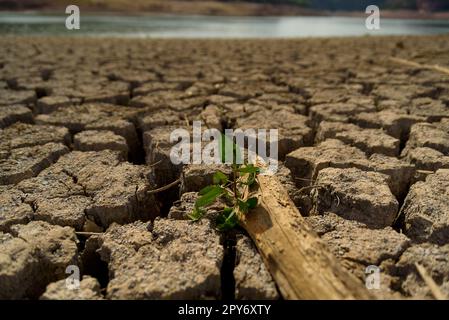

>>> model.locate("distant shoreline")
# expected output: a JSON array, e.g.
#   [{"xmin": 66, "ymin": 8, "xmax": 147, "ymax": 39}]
[
  {"xmin": 1, "ymin": 2, "xmax": 448, "ymax": 20},
  {"xmin": 3, "ymin": 9, "xmax": 449, "ymax": 21},
  {"xmin": 333, "ymin": 9, "xmax": 449, "ymax": 20}
]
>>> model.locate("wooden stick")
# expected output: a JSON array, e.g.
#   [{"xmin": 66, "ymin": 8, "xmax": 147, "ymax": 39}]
[
  {"xmin": 239, "ymin": 175, "xmax": 373, "ymax": 300},
  {"xmin": 389, "ymin": 57, "xmax": 449, "ymax": 76},
  {"xmin": 415, "ymin": 263, "xmax": 447, "ymax": 300},
  {"xmin": 146, "ymin": 178, "xmax": 181, "ymax": 195},
  {"xmin": 75, "ymin": 231, "xmax": 103, "ymax": 236}
]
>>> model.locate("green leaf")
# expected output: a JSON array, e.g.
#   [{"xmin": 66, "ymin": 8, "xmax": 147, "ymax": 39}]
[
  {"xmin": 188, "ymin": 206, "xmax": 205, "ymax": 221},
  {"xmin": 238, "ymin": 200, "xmax": 249, "ymax": 214},
  {"xmin": 238, "ymin": 165, "xmax": 260, "ymax": 174},
  {"xmin": 199, "ymin": 185, "xmax": 217, "ymax": 196},
  {"xmin": 216, "ymin": 208, "xmax": 239, "ymax": 231},
  {"xmin": 195, "ymin": 186, "xmax": 224, "ymax": 208},
  {"xmin": 246, "ymin": 197, "xmax": 258, "ymax": 209},
  {"xmin": 222, "ymin": 207, "xmax": 233, "ymax": 215},
  {"xmin": 213, "ymin": 171, "xmax": 228, "ymax": 185}
]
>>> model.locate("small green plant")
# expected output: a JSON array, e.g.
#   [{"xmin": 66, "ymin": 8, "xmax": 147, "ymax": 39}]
[{"xmin": 188, "ymin": 134, "xmax": 260, "ymax": 231}]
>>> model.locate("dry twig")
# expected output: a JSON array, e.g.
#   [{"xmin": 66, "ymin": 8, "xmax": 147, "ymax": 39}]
[
  {"xmin": 146, "ymin": 178, "xmax": 181, "ymax": 194},
  {"xmin": 390, "ymin": 57, "xmax": 449, "ymax": 76},
  {"xmin": 415, "ymin": 263, "xmax": 447, "ymax": 300}
]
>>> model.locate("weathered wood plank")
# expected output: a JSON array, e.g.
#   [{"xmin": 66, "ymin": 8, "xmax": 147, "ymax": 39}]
[{"xmin": 239, "ymin": 175, "xmax": 373, "ymax": 300}]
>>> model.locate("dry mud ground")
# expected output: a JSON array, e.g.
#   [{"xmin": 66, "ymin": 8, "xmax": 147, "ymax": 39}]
[{"xmin": 1, "ymin": 35, "xmax": 449, "ymax": 300}]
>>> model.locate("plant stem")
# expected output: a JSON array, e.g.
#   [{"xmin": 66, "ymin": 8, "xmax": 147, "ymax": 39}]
[{"xmin": 232, "ymin": 164, "xmax": 238, "ymax": 203}]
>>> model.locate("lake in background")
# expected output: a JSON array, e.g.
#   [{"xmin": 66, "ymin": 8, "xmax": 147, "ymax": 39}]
[{"xmin": 0, "ymin": 12, "xmax": 449, "ymax": 38}]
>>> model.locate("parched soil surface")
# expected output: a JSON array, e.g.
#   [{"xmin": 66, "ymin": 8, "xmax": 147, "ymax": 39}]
[{"xmin": 1, "ymin": 35, "xmax": 449, "ymax": 300}]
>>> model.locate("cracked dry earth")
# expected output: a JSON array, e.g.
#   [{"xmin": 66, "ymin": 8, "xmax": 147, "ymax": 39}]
[{"xmin": 1, "ymin": 35, "xmax": 449, "ymax": 300}]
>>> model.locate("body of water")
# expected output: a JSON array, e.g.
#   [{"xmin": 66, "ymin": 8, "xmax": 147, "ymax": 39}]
[{"xmin": 0, "ymin": 12, "xmax": 449, "ymax": 38}]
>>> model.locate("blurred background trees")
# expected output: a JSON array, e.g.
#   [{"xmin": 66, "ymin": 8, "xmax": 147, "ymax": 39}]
[
  {"xmin": 1, "ymin": 0, "xmax": 448, "ymax": 12},
  {"xmin": 224, "ymin": 0, "xmax": 448, "ymax": 11}
]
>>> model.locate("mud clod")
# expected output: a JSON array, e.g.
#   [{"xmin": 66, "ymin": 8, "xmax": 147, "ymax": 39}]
[
  {"xmin": 311, "ymin": 168, "xmax": 399, "ymax": 229},
  {"xmin": 74, "ymin": 130, "xmax": 129, "ymax": 159},
  {"xmin": 234, "ymin": 234, "xmax": 279, "ymax": 300},
  {"xmin": 97, "ymin": 219, "xmax": 223, "ymax": 299},
  {"xmin": 0, "ymin": 105, "xmax": 33, "ymax": 128},
  {"xmin": 0, "ymin": 221, "xmax": 78, "ymax": 299},
  {"xmin": 400, "ymin": 169, "xmax": 449, "ymax": 245},
  {"xmin": 40, "ymin": 276, "xmax": 104, "ymax": 300},
  {"xmin": 0, "ymin": 143, "xmax": 69, "ymax": 185}
]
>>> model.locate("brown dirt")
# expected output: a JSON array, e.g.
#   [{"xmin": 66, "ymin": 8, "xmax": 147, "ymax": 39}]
[{"xmin": 1, "ymin": 35, "xmax": 449, "ymax": 299}]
